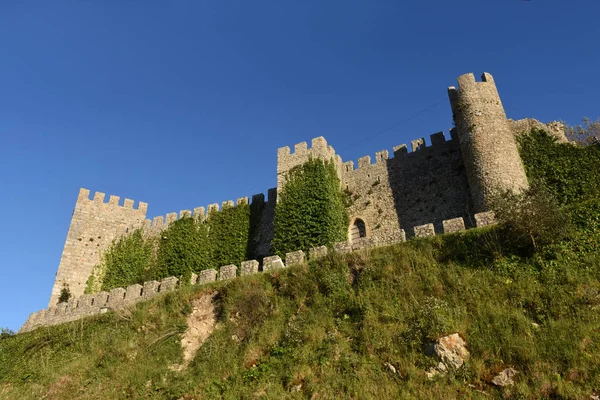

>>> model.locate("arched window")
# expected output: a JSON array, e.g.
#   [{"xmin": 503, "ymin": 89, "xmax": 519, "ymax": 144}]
[{"xmin": 350, "ymin": 218, "xmax": 367, "ymax": 245}]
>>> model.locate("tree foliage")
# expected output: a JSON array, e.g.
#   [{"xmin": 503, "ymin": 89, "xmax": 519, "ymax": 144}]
[
  {"xmin": 489, "ymin": 184, "xmax": 571, "ymax": 252},
  {"xmin": 565, "ymin": 117, "xmax": 600, "ymax": 146},
  {"xmin": 272, "ymin": 158, "xmax": 349, "ymax": 256}
]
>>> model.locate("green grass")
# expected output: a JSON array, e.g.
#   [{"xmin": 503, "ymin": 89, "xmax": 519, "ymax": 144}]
[
  {"xmin": 2, "ymin": 224, "xmax": 600, "ymax": 399},
  {"xmin": 2, "ymin": 132, "xmax": 599, "ymax": 399}
]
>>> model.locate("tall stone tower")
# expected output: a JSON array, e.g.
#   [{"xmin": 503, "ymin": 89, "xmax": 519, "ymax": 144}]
[
  {"xmin": 448, "ymin": 72, "xmax": 529, "ymax": 211},
  {"xmin": 48, "ymin": 188, "xmax": 148, "ymax": 306}
]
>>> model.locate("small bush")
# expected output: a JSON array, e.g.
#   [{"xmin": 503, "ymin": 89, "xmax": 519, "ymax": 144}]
[
  {"xmin": 489, "ymin": 184, "xmax": 571, "ymax": 252},
  {"xmin": 0, "ymin": 327, "xmax": 15, "ymax": 340},
  {"xmin": 58, "ymin": 285, "xmax": 71, "ymax": 304},
  {"xmin": 566, "ymin": 117, "xmax": 600, "ymax": 146}
]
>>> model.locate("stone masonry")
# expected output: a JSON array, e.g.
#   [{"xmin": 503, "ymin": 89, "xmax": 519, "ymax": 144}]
[
  {"xmin": 44, "ymin": 71, "xmax": 566, "ymax": 311},
  {"xmin": 22, "ymin": 212, "xmax": 496, "ymax": 333}
]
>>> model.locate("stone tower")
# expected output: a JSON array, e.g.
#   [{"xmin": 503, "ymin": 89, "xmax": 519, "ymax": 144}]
[
  {"xmin": 448, "ymin": 72, "xmax": 529, "ymax": 211},
  {"xmin": 276, "ymin": 136, "xmax": 343, "ymax": 193},
  {"xmin": 48, "ymin": 188, "xmax": 148, "ymax": 306}
]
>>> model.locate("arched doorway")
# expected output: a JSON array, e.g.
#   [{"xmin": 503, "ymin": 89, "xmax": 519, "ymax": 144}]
[{"xmin": 350, "ymin": 218, "xmax": 367, "ymax": 246}]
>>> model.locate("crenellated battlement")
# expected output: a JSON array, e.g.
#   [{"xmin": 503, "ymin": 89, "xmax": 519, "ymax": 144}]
[
  {"xmin": 277, "ymin": 136, "xmax": 343, "ymax": 192},
  {"xmin": 41, "ymin": 71, "xmax": 543, "ymax": 321},
  {"xmin": 23, "ymin": 212, "xmax": 496, "ymax": 334},
  {"xmin": 49, "ymin": 188, "xmax": 150, "ymax": 306},
  {"xmin": 78, "ymin": 188, "xmax": 148, "ymax": 213},
  {"xmin": 142, "ymin": 192, "xmax": 270, "ymax": 236},
  {"xmin": 341, "ymin": 130, "xmax": 456, "ymax": 173}
]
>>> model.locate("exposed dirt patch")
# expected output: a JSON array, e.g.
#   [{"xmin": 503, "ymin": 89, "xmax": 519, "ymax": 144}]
[
  {"xmin": 172, "ymin": 291, "xmax": 218, "ymax": 370},
  {"xmin": 44, "ymin": 375, "xmax": 74, "ymax": 400}
]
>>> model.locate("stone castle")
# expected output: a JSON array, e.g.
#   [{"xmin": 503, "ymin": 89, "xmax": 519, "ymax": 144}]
[{"xmin": 23, "ymin": 72, "xmax": 565, "ymax": 332}]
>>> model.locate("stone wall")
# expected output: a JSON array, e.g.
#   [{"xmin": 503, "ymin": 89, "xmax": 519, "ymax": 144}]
[
  {"xmin": 22, "ymin": 212, "xmax": 495, "ymax": 334},
  {"xmin": 509, "ymin": 118, "xmax": 567, "ymax": 143},
  {"xmin": 47, "ymin": 71, "xmax": 548, "ymax": 310},
  {"xmin": 49, "ymin": 189, "xmax": 148, "ymax": 306},
  {"xmin": 50, "ymin": 189, "xmax": 275, "ymax": 308}
]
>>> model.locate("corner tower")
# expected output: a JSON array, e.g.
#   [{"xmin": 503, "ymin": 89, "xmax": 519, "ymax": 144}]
[
  {"xmin": 48, "ymin": 188, "xmax": 148, "ymax": 306},
  {"xmin": 448, "ymin": 72, "xmax": 529, "ymax": 211}
]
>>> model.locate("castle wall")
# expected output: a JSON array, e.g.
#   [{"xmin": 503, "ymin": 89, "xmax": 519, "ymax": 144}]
[
  {"xmin": 46, "ymin": 71, "xmax": 535, "ymax": 311},
  {"xmin": 49, "ymin": 189, "xmax": 148, "ymax": 306},
  {"xmin": 22, "ymin": 211, "xmax": 496, "ymax": 334},
  {"xmin": 508, "ymin": 118, "xmax": 567, "ymax": 143},
  {"xmin": 341, "ymin": 130, "xmax": 473, "ymax": 238}
]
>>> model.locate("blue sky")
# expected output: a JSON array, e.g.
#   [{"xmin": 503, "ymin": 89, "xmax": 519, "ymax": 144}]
[{"xmin": 1, "ymin": 1, "xmax": 599, "ymax": 332}]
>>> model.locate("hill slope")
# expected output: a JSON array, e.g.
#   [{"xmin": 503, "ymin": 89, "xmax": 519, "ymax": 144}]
[
  {"xmin": 1, "ymin": 131, "xmax": 600, "ymax": 399},
  {"xmin": 1, "ymin": 220, "xmax": 600, "ymax": 399}
]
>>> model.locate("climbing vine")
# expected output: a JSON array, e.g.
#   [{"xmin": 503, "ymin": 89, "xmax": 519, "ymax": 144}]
[
  {"xmin": 99, "ymin": 229, "xmax": 153, "ymax": 291},
  {"xmin": 271, "ymin": 157, "xmax": 349, "ymax": 257},
  {"xmin": 207, "ymin": 201, "xmax": 251, "ymax": 270}
]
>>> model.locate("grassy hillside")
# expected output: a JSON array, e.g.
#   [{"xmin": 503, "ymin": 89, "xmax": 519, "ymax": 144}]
[
  {"xmin": 2, "ymin": 218, "xmax": 600, "ymax": 399},
  {"xmin": 1, "ymin": 131, "xmax": 599, "ymax": 399}
]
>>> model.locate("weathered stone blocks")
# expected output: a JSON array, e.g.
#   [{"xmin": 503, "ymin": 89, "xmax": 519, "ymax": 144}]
[
  {"xmin": 159, "ymin": 277, "xmax": 179, "ymax": 292},
  {"xmin": 442, "ymin": 217, "xmax": 465, "ymax": 233},
  {"xmin": 107, "ymin": 288, "xmax": 126, "ymax": 308},
  {"xmin": 125, "ymin": 284, "xmax": 143, "ymax": 304},
  {"xmin": 219, "ymin": 265, "xmax": 237, "ymax": 280},
  {"xmin": 241, "ymin": 260, "xmax": 259, "ymax": 275},
  {"xmin": 190, "ymin": 272, "xmax": 198, "ymax": 285},
  {"xmin": 285, "ymin": 250, "xmax": 306, "ymax": 266},
  {"xmin": 414, "ymin": 223, "xmax": 435, "ymax": 237},
  {"xmin": 263, "ymin": 255, "xmax": 285, "ymax": 271},
  {"xmin": 198, "ymin": 269, "xmax": 218, "ymax": 284},
  {"xmin": 309, "ymin": 246, "xmax": 328, "ymax": 259},
  {"xmin": 92, "ymin": 291, "xmax": 109, "ymax": 308},
  {"xmin": 333, "ymin": 241, "xmax": 352, "ymax": 253},
  {"xmin": 474, "ymin": 211, "xmax": 495, "ymax": 227},
  {"xmin": 142, "ymin": 281, "xmax": 160, "ymax": 300}
]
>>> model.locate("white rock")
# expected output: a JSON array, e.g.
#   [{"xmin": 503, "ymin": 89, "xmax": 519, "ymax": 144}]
[
  {"xmin": 424, "ymin": 333, "xmax": 470, "ymax": 370},
  {"xmin": 384, "ymin": 362, "xmax": 397, "ymax": 374},
  {"xmin": 492, "ymin": 368, "xmax": 517, "ymax": 387}
]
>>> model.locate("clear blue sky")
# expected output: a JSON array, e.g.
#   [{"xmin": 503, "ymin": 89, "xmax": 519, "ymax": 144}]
[{"xmin": 1, "ymin": 1, "xmax": 598, "ymax": 332}]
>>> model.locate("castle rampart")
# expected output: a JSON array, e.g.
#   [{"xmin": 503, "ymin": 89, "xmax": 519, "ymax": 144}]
[
  {"xmin": 49, "ymin": 189, "xmax": 149, "ymax": 306},
  {"xmin": 43, "ymin": 71, "xmax": 564, "ymax": 319},
  {"xmin": 22, "ymin": 212, "xmax": 496, "ymax": 334}
]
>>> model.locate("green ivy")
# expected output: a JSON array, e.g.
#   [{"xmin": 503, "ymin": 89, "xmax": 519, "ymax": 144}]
[
  {"xmin": 152, "ymin": 216, "xmax": 210, "ymax": 281},
  {"xmin": 271, "ymin": 157, "xmax": 349, "ymax": 257},
  {"xmin": 518, "ymin": 129, "xmax": 600, "ymax": 205},
  {"xmin": 207, "ymin": 202, "xmax": 251, "ymax": 270},
  {"xmin": 101, "ymin": 229, "xmax": 153, "ymax": 291}
]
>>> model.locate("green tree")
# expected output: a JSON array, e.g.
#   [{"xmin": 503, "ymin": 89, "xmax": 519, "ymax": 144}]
[
  {"xmin": 272, "ymin": 157, "xmax": 349, "ymax": 256},
  {"xmin": 566, "ymin": 117, "xmax": 600, "ymax": 146}
]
